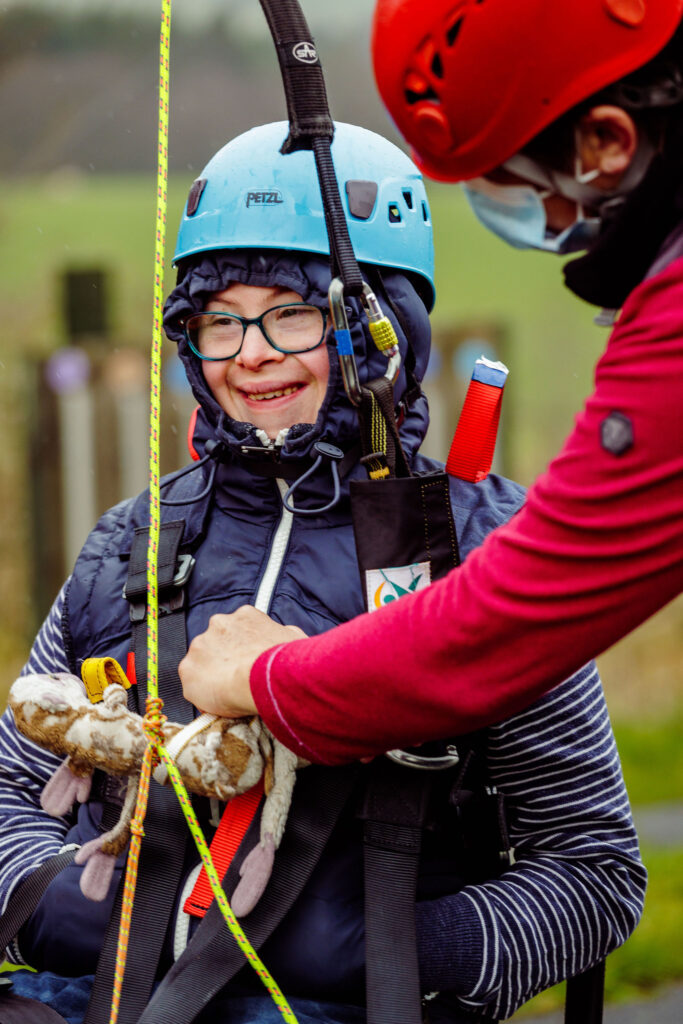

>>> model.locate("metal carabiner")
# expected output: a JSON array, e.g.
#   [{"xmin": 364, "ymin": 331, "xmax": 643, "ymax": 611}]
[
  {"xmin": 328, "ymin": 277, "xmax": 362, "ymax": 407},
  {"xmin": 385, "ymin": 745, "xmax": 460, "ymax": 771},
  {"xmin": 361, "ymin": 282, "xmax": 402, "ymax": 387}
]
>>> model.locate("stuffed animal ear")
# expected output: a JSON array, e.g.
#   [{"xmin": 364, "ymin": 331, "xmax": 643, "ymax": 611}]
[
  {"xmin": 41, "ymin": 758, "xmax": 92, "ymax": 817},
  {"xmin": 229, "ymin": 833, "xmax": 275, "ymax": 918},
  {"xmin": 75, "ymin": 838, "xmax": 118, "ymax": 902}
]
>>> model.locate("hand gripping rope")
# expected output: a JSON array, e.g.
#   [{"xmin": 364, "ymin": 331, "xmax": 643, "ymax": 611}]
[{"xmin": 109, "ymin": 3, "xmax": 298, "ymax": 1022}]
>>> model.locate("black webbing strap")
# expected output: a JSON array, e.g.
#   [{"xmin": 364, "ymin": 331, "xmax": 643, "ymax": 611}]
[
  {"xmin": 0, "ymin": 988, "xmax": 70, "ymax": 1024},
  {"xmin": 84, "ymin": 525, "xmax": 194, "ymax": 1024},
  {"xmin": 564, "ymin": 960, "xmax": 605, "ymax": 1024},
  {"xmin": 358, "ymin": 378, "xmax": 412, "ymax": 479},
  {"xmin": 0, "ymin": 850, "xmax": 77, "ymax": 955},
  {"xmin": 257, "ymin": 0, "xmax": 332, "ymax": 151},
  {"xmin": 136, "ymin": 764, "xmax": 362, "ymax": 1024},
  {"xmin": 258, "ymin": 0, "xmax": 363, "ymax": 296},
  {"xmin": 360, "ymin": 759, "xmax": 433, "ymax": 1024},
  {"xmin": 124, "ymin": 521, "xmax": 185, "ymax": 600},
  {"xmin": 312, "ymin": 137, "xmax": 364, "ymax": 295}
]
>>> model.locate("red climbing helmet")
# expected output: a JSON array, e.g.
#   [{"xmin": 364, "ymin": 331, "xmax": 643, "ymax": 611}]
[{"xmin": 372, "ymin": 0, "xmax": 683, "ymax": 181}]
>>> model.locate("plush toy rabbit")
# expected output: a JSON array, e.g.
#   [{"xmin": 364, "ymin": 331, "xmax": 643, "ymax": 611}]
[{"xmin": 9, "ymin": 672, "xmax": 304, "ymax": 916}]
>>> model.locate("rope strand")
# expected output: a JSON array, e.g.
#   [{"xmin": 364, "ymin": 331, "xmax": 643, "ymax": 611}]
[{"xmin": 107, "ymin": 3, "xmax": 299, "ymax": 1021}]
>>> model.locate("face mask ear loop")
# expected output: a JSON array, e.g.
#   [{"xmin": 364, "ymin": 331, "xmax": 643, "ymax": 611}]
[
  {"xmin": 282, "ymin": 443, "xmax": 343, "ymax": 516},
  {"xmin": 574, "ymin": 140, "xmax": 601, "ymax": 220}
]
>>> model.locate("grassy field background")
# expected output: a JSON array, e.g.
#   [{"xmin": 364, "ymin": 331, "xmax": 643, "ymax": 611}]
[{"xmin": 0, "ymin": 173, "xmax": 681, "ymax": 1007}]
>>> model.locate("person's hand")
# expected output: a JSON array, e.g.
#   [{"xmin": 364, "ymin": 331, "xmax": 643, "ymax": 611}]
[{"xmin": 178, "ymin": 607, "xmax": 306, "ymax": 718}]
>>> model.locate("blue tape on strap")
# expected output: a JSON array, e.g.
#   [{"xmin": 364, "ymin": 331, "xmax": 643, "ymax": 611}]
[
  {"xmin": 472, "ymin": 358, "xmax": 508, "ymax": 389},
  {"xmin": 334, "ymin": 329, "xmax": 354, "ymax": 356}
]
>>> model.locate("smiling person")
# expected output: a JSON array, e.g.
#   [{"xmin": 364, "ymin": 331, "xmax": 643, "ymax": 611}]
[
  {"xmin": 0, "ymin": 122, "xmax": 645, "ymax": 1024},
  {"xmin": 180, "ymin": 0, "xmax": 683, "ymax": 767},
  {"xmin": 194, "ymin": 284, "xmax": 330, "ymax": 437}
]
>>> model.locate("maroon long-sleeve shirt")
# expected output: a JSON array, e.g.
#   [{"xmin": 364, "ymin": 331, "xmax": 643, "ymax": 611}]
[{"xmin": 252, "ymin": 255, "xmax": 683, "ymax": 765}]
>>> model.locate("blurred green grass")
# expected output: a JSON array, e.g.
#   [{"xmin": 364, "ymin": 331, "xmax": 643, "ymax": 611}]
[{"xmin": 615, "ymin": 715, "xmax": 683, "ymax": 806}]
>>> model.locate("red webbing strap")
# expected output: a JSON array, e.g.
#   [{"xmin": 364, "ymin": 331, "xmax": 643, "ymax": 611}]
[
  {"xmin": 446, "ymin": 357, "xmax": 509, "ymax": 484},
  {"xmin": 184, "ymin": 780, "xmax": 264, "ymax": 918}
]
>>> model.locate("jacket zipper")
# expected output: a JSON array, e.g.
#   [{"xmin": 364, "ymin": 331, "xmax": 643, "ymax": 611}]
[
  {"xmin": 253, "ymin": 479, "xmax": 294, "ymax": 614},
  {"xmin": 173, "ymin": 479, "xmax": 293, "ymax": 958}
]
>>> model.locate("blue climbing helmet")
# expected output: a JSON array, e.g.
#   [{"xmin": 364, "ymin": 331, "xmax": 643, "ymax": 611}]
[{"xmin": 173, "ymin": 121, "xmax": 435, "ymax": 310}]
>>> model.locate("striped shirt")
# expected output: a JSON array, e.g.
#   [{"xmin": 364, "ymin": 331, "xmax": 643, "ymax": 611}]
[{"xmin": 0, "ymin": 584, "xmax": 646, "ymax": 1018}]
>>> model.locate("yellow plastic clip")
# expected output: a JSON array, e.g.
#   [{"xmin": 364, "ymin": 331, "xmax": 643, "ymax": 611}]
[{"xmin": 81, "ymin": 657, "xmax": 132, "ymax": 704}]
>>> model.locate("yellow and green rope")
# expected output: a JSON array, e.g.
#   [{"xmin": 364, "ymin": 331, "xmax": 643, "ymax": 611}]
[{"xmin": 107, "ymin": 3, "xmax": 298, "ymax": 1021}]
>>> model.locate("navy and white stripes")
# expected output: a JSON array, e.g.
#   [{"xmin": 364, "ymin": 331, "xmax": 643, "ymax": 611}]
[
  {"xmin": 0, "ymin": 585, "xmax": 70, "ymax": 926},
  {"xmin": 0, "ymin": 594, "xmax": 646, "ymax": 1017},
  {"xmin": 417, "ymin": 663, "xmax": 646, "ymax": 1018}
]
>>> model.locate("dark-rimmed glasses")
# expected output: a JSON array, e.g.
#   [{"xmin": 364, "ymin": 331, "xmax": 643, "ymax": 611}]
[{"xmin": 181, "ymin": 303, "xmax": 328, "ymax": 361}]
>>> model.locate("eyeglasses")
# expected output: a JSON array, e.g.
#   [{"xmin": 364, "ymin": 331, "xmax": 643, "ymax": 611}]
[{"xmin": 181, "ymin": 303, "xmax": 328, "ymax": 362}]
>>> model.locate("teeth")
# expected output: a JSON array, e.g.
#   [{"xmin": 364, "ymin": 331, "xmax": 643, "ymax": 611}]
[{"xmin": 248, "ymin": 385, "xmax": 299, "ymax": 401}]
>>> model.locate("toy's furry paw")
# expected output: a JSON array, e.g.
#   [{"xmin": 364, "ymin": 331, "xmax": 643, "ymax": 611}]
[
  {"xmin": 75, "ymin": 837, "xmax": 117, "ymax": 901},
  {"xmin": 230, "ymin": 832, "xmax": 276, "ymax": 918},
  {"xmin": 41, "ymin": 758, "xmax": 92, "ymax": 817}
]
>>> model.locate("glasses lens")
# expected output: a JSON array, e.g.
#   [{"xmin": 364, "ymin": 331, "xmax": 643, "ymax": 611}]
[
  {"xmin": 186, "ymin": 313, "xmax": 244, "ymax": 359},
  {"xmin": 263, "ymin": 304, "xmax": 325, "ymax": 352}
]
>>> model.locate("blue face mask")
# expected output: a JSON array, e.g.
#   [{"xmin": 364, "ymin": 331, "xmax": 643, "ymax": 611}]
[{"xmin": 462, "ymin": 176, "xmax": 601, "ymax": 255}]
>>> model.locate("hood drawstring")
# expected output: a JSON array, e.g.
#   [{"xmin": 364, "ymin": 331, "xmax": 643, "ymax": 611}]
[
  {"xmin": 159, "ymin": 440, "xmax": 228, "ymax": 507},
  {"xmin": 159, "ymin": 432, "xmax": 347, "ymax": 517},
  {"xmin": 282, "ymin": 442, "xmax": 344, "ymax": 516}
]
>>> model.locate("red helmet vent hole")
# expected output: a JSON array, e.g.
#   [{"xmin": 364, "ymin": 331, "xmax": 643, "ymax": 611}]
[
  {"xmin": 404, "ymin": 73, "xmax": 440, "ymax": 104},
  {"xmin": 446, "ymin": 16, "xmax": 464, "ymax": 47}
]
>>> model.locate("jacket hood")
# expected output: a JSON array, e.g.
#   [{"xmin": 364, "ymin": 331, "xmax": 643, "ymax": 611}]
[{"xmin": 162, "ymin": 250, "xmax": 431, "ymax": 464}]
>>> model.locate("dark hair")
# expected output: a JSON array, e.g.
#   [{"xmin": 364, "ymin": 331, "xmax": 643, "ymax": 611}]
[{"xmin": 522, "ymin": 23, "xmax": 683, "ymax": 173}]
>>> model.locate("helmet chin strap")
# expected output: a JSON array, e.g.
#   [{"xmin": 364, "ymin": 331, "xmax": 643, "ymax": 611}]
[{"xmin": 504, "ymin": 136, "xmax": 656, "ymax": 219}]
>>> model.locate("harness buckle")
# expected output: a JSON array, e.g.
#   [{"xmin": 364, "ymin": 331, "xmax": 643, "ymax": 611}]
[{"xmin": 123, "ymin": 553, "xmax": 196, "ymax": 621}]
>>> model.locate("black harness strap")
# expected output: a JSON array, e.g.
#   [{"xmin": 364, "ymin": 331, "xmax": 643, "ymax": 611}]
[
  {"xmin": 258, "ymin": 0, "xmax": 363, "ymax": 296},
  {"xmin": 565, "ymin": 961, "xmax": 605, "ymax": 1024},
  {"xmin": 0, "ymin": 988, "xmax": 70, "ymax": 1024},
  {"xmin": 257, "ymin": 0, "xmax": 332, "ymax": 151},
  {"xmin": 358, "ymin": 378, "xmax": 412, "ymax": 480},
  {"xmin": 136, "ymin": 764, "xmax": 362, "ymax": 1024},
  {"xmin": 360, "ymin": 759, "xmax": 434, "ymax": 1024},
  {"xmin": 0, "ymin": 851, "xmax": 77, "ymax": 955},
  {"xmin": 84, "ymin": 524, "xmax": 194, "ymax": 1024}
]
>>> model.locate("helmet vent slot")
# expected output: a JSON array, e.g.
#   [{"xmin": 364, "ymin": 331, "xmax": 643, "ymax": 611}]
[
  {"xmin": 186, "ymin": 178, "xmax": 207, "ymax": 217},
  {"xmin": 405, "ymin": 83, "xmax": 440, "ymax": 105},
  {"xmin": 388, "ymin": 203, "xmax": 402, "ymax": 223},
  {"xmin": 403, "ymin": 190, "xmax": 414, "ymax": 210},
  {"xmin": 446, "ymin": 16, "xmax": 464, "ymax": 47},
  {"xmin": 345, "ymin": 179, "xmax": 379, "ymax": 220},
  {"xmin": 431, "ymin": 52, "xmax": 444, "ymax": 78},
  {"xmin": 421, "ymin": 201, "xmax": 430, "ymax": 224}
]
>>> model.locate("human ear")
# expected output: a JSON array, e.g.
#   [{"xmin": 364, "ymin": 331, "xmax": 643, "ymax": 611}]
[{"xmin": 576, "ymin": 105, "xmax": 638, "ymax": 182}]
